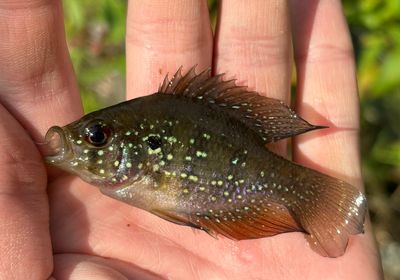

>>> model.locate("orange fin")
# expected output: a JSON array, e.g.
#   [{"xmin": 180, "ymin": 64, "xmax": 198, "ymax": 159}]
[
  {"xmin": 191, "ymin": 201, "xmax": 302, "ymax": 240},
  {"xmin": 158, "ymin": 66, "xmax": 325, "ymax": 143}
]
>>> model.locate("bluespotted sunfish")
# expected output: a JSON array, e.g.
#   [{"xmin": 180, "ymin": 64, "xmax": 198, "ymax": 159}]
[{"xmin": 45, "ymin": 67, "xmax": 366, "ymax": 257}]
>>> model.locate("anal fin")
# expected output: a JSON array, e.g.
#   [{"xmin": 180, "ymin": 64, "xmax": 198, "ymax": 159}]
[{"xmin": 191, "ymin": 202, "xmax": 302, "ymax": 240}]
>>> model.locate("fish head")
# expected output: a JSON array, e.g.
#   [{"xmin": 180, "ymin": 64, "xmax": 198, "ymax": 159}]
[{"xmin": 44, "ymin": 112, "xmax": 142, "ymax": 187}]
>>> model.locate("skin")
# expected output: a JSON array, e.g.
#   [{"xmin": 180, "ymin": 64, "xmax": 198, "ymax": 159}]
[{"xmin": 0, "ymin": 0, "xmax": 382, "ymax": 279}]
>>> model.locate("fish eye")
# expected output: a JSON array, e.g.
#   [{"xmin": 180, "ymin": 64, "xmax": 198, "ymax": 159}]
[
  {"xmin": 85, "ymin": 122, "xmax": 112, "ymax": 147},
  {"xmin": 147, "ymin": 135, "xmax": 162, "ymax": 150}
]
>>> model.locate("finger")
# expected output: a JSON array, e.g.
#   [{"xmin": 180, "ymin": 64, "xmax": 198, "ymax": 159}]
[
  {"xmin": 290, "ymin": 0, "xmax": 361, "ymax": 186},
  {"xmin": 126, "ymin": 0, "xmax": 213, "ymax": 99},
  {"xmin": 214, "ymin": 0, "xmax": 292, "ymax": 154},
  {"xmin": 0, "ymin": 104, "xmax": 52, "ymax": 279},
  {"xmin": 0, "ymin": 0, "xmax": 82, "ymax": 140},
  {"xmin": 53, "ymin": 254, "xmax": 162, "ymax": 280},
  {"xmin": 290, "ymin": 0, "xmax": 381, "ymax": 276}
]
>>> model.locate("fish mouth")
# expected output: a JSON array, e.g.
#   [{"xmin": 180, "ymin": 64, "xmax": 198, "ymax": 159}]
[{"xmin": 44, "ymin": 126, "xmax": 73, "ymax": 164}]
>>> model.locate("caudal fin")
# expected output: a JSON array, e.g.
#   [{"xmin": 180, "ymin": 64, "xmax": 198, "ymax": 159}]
[{"xmin": 290, "ymin": 168, "xmax": 367, "ymax": 257}]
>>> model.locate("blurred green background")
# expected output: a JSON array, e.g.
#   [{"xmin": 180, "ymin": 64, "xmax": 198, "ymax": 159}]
[{"xmin": 63, "ymin": 1, "xmax": 400, "ymax": 279}]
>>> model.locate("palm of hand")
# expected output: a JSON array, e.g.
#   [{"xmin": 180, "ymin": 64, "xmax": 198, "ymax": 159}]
[{"xmin": 0, "ymin": 1, "xmax": 381, "ymax": 279}]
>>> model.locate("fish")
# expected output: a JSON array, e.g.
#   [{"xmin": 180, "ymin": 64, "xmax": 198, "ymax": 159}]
[{"xmin": 45, "ymin": 66, "xmax": 367, "ymax": 258}]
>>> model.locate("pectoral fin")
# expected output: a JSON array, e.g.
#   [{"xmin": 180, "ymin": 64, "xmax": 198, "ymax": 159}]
[{"xmin": 151, "ymin": 209, "xmax": 203, "ymax": 230}]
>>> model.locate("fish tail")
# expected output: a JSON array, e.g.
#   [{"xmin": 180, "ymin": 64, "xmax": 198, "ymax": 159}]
[{"xmin": 288, "ymin": 167, "xmax": 367, "ymax": 257}]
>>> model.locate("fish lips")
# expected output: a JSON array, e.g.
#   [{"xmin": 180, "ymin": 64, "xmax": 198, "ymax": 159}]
[{"xmin": 44, "ymin": 125, "xmax": 74, "ymax": 164}]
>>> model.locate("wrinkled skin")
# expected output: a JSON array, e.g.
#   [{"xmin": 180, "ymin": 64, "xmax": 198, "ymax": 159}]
[{"xmin": 0, "ymin": 1, "xmax": 382, "ymax": 279}]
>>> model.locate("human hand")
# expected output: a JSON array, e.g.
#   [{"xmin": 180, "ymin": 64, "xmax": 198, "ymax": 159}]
[{"xmin": 0, "ymin": 0, "xmax": 382, "ymax": 279}]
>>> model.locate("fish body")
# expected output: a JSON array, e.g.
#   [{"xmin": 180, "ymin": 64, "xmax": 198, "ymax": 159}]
[{"xmin": 45, "ymin": 67, "xmax": 366, "ymax": 257}]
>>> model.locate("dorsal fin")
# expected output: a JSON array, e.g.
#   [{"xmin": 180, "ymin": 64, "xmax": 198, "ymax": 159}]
[{"xmin": 158, "ymin": 66, "xmax": 326, "ymax": 143}]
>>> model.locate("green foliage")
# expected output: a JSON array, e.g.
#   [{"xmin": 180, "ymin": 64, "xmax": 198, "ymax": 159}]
[
  {"xmin": 63, "ymin": 0, "xmax": 126, "ymax": 113},
  {"xmin": 344, "ymin": 0, "xmax": 400, "ymax": 96}
]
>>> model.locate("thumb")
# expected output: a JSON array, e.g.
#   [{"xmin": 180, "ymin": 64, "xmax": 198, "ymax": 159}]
[{"xmin": 0, "ymin": 104, "xmax": 52, "ymax": 279}]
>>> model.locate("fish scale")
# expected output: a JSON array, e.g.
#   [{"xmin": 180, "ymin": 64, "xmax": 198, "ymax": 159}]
[{"xmin": 45, "ymin": 66, "xmax": 367, "ymax": 258}]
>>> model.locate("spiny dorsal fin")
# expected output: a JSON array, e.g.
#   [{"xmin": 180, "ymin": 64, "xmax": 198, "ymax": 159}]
[{"xmin": 158, "ymin": 66, "xmax": 325, "ymax": 143}]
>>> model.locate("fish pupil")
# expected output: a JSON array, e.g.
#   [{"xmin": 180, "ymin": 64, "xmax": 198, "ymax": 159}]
[
  {"xmin": 86, "ymin": 124, "xmax": 109, "ymax": 146},
  {"xmin": 147, "ymin": 135, "xmax": 162, "ymax": 150}
]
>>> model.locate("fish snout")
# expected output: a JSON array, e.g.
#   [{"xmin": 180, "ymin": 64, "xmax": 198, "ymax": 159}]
[{"xmin": 44, "ymin": 126, "xmax": 72, "ymax": 164}]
